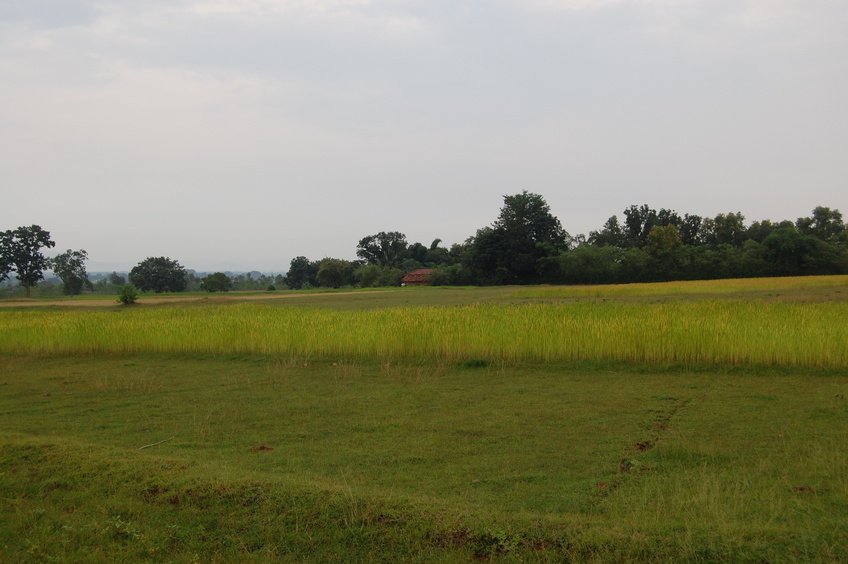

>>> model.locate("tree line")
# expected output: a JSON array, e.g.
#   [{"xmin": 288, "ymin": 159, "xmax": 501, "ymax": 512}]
[
  {"xmin": 282, "ymin": 193, "xmax": 847, "ymax": 288},
  {"xmin": 2, "ymin": 195, "xmax": 846, "ymax": 297}
]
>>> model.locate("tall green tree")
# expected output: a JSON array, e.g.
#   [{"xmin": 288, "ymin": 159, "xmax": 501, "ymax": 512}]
[
  {"xmin": 589, "ymin": 215, "xmax": 627, "ymax": 247},
  {"xmin": 0, "ymin": 225, "xmax": 56, "ymax": 297},
  {"xmin": 796, "ymin": 206, "xmax": 845, "ymax": 243},
  {"xmin": 466, "ymin": 191, "xmax": 569, "ymax": 284},
  {"xmin": 50, "ymin": 249, "xmax": 91, "ymax": 295},
  {"xmin": 356, "ymin": 232, "xmax": 408, "ymax": 268},
  {"xmin": 622, "ymin": 205, "xmax": 681, "ymax": 248},
  {"xmin": 286, "ymin": 256, "xmax": 319, "ymax": 289},
  {"xmin": 703, "ymin": 212, "xmax": 747, "ymax": 247},
  {"xmin": 129, "ymin": 257, "xmax": 188, "ymax": 293}
]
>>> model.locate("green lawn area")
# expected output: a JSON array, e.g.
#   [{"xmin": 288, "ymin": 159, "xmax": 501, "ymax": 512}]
[{"xmin": 1, "ymin": 354, "xmax": 846, "ymax": 562}]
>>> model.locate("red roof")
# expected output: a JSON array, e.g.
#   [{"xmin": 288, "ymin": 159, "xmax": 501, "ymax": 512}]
[{"xmin": 401, "ymin": 269, "xmax": 433, "ymax": 283}]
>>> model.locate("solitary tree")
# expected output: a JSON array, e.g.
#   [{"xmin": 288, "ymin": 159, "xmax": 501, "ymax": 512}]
[
  {"xmin": 129, "ymin": 257, "xmax": 188, "ymax": 293},
  {"xmin": 0, "ymin": 225, "xmax": 56, "ymax": 297},
  {"xmin": 50, "ymin": 249, "xmax": 91, "ymax": 295}
]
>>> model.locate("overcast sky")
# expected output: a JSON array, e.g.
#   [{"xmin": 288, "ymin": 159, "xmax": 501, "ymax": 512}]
[{"xmin": 2, "ymin": 0, "xmax": 846, "ymax": 272}]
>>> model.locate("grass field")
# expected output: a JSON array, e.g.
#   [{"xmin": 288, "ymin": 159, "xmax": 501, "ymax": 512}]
[{"xmin": 1, "ymin": 276, "xmax": 847, "ymax": 562}]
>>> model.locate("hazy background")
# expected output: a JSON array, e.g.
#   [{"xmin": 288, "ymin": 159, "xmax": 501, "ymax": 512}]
[{"xmin": 2, "ymin": 0, "xmax": 846, "ymax": 272}]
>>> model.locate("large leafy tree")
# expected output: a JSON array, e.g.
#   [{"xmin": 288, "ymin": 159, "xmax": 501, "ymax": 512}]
[
  {"xmin": 796, "ymin": 206, "xmax": 845, "ymax": 243},
  {"xmin": 286, "ymin": 256, "xmax": 320, "ymax": 289},
  {"xmin": 466, "ymin": 191, "xmax": 570, "ymax": 284},
  {"xmin": 703, "ymin": 212, "xmax": 747, "ymax": 247},
  {"xmin": 129, "ymin": 257, "xmax": 187, "ymax": 293},
  {"xmin": 356, "ymin": 232, "xmax": 408, "ymax": 268},
  {"xmin": 0, "ymin": 225, "xmax": 56, "ymax": 297},
  {"xmin": 621, "ymin": 205, "xmax": 681, "ymax": 248},
  {"xmin": 50, "ymin": 249, "xmax": 91, "ymax": 295}
]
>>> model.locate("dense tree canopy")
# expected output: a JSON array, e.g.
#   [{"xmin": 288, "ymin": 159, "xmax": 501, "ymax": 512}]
[
  {"xmin": 356, "ymin": 232, "xmax": 408, "ymax": 269},
  {"xmin": 129, "ymin": 257, "xmax": 187, "ymax": 293},
  {"xmin": 200, "ymin": 272, "xmax": 232, "ymax": 292},
  {"xmin": 286, "ymin": 256, "xmax": 319, "ymax": 289},
  {"xmin": 316, "ymin": 259, "xmax": 356, "ymax": 289},
  {"xmin": 464, "ymin": 191, "xmax": 570, "ymax": 284}
]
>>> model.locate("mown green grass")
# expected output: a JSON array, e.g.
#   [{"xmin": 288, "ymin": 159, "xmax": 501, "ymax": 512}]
[{"xmin": 1, "ymin": 355, "xmax": 847, "ymax": 562}]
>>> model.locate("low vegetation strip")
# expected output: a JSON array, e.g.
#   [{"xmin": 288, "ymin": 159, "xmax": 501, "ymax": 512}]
[
  {"xmin": 1, "ymin": 299, "xmax": 846, "ymax": 367},
  {"xmin": 509, "ymin": 274, "xmax": 848, "ymax": 299}
]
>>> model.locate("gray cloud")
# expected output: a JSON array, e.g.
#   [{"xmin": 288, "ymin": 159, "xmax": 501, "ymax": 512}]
[{"xmin": 1, "ymin": 0, "xmax": 845, "ymax": 271}]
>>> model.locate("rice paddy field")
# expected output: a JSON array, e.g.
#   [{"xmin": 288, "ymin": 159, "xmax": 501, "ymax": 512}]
[{"xmin": 1, "ymin": 276, "xmax": 847, "ymax": 562}]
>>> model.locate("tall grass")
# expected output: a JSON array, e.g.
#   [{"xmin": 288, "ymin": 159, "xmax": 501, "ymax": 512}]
[{"xmin": 2, "ymin": 300, "xmax": 846, "ymax": 367}]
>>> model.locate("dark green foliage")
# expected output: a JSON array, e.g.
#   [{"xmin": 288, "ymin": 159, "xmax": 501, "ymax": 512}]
[
  {"xmin": 286, "ymin": 256, "xmax": 319, "ymax": 290},
  {"xmin": 316, "ymin": 258, "xmax": 356, "ymax": 288},
  {"xmin": 117, "ymin": 285, "xmax": 138, "ymax": 305},
  {"xmin": 108, "ymin": 272, "xmax": 126, "ymax": 286},
  {"xmin": 356, "ymin": 231, "xmax": 408, "ymax": 268},
  {"xmin": 759, "ymin": 228, "xmax": 839, "ymax": 276},
  {"xmin": 622, "ymin": 204, "xmax": 681, "ymax": 247},
  {"xmin": 796, "ymin": 206, "xmax": 846, "ymax": 243},
  {"xmin": 703, "ymin": 212, "xmax": 747, "ymax": 247},
  {"xmin": 465, "ymin": 191, "xmax": 570, "ymax": 285},
  {"xmin": 50, "ymin": 249, "xmax": 91, "ymax": 295},
  {"xmin": 427, "ymin": 265, "xmax": 473, "ymax": 286},
  {"xmin": 129, "ymin": 257, "xmax": 188, "ymax": 293},
  {"xmin": 0, "ymin": 225, "xmax": 56, "ymax": 297},
  {"xmin": 589, "ymin": 215, "xmax": 627, "ymax": 247},
  {"xmin": 353, "ymin": 264, "xmax": 405, "ymax": 287},
  {"xmin": 199, "ymin": 272, "xmax": 232, "ymax": 292}
]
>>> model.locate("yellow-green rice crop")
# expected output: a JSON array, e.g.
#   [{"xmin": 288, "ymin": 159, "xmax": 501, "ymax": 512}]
[
  {"xmin": 2, "ymin": 300, "xmax": 846, "ymax": 367},
  {"xmin": 510, "ymin": 274, "xmax": 848, "ymax": 299}
]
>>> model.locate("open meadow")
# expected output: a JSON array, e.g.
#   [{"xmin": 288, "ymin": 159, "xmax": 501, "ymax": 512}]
[{"xmin": 1, "ymin": 276, "xmax": 847, "ymax": 562}]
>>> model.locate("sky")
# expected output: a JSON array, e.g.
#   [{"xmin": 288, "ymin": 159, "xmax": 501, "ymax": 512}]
[{"xmin": 1, "ymin": 0, "xmax": 846, "ymax": 273}]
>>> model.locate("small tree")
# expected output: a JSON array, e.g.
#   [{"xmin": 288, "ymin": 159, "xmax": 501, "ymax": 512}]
[
  {"xmin": 108, "ymin": 272, "xmax": 126, "ymax": 286},
  {"xmin": 129, "ymin": 257, "xmax": 188, "ymax": 293},
  {"xmin": 117, "ymin": 285, "xmax": 138, "ymax": 305},
  {"xmin": 50, "ymin": 249, "xmax": 92, "ymax": 295},
  {"xmin": 0, "ymin": 225, "xmax": 56, "ymax": 297}
]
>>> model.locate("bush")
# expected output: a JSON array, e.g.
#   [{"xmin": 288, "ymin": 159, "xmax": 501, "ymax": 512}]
[{"xmin": 117, "ymin": 285, "xmax": 138, "ymax": 305}]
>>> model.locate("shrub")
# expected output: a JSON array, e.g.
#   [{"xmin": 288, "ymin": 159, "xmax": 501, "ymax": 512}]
[{"xmin": 117, "ymin": 285, "xmax": 138, "ymax": 305}]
